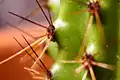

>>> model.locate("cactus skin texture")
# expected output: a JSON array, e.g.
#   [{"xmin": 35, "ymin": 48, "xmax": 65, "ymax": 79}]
[
  {"xmin": 47, "ymin": 0, "xmax": 118, "ymax": 80},
  {"xmin": 116, "ymin": 1, "xmax": 120, "ymax": 80}
]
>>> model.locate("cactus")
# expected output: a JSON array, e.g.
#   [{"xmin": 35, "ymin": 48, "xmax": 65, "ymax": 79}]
[
  {"xmin": 116, "ymin": 1, "xmax": 120, "ymax": 80},
  {"xmin": 0, "ymin": 0, "xmax": 119, "ymax": 80},
  {"xmin": 48, "ymin": 0, "xmax": 118, "ymax": 80}
]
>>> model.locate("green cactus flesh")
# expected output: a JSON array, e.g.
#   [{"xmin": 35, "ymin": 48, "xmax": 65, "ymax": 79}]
[{"xmin": 47, "ymin": 0, "xmax": 118, "ymax": 80}]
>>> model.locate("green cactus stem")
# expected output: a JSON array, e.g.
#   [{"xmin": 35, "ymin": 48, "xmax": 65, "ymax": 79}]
[{"xmin": 47, "ymin": 0, "xmax": 118, "ymax": 80}]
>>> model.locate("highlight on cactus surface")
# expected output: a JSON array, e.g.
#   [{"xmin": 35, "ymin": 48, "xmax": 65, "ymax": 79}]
[{"xmin": 73, "ymin": 0, "xmax": 105, "ymax": 56}]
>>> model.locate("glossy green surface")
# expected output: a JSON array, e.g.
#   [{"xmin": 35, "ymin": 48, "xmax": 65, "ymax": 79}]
[{"xmin": 48, "ymin": 0, "xmax": 118, "ymax": 80}]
